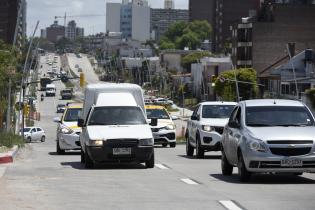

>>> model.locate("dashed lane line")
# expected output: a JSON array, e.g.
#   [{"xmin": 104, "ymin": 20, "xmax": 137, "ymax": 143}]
[
  {"xmin": 155, "ymin": 164, "xmax": 169, "ymax": 170},
  {"xmin": 219, "ymin": 200, "xmax": 245, "ymax": 210},
  {"xmin": 180, "ymin": 178, "xmax": 199, "ymax": 185}
]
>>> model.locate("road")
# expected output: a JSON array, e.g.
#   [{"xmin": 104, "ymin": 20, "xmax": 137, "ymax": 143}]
[{"xmin": 1, "ymin": 54, "xmax": 315, "ymax": 210}]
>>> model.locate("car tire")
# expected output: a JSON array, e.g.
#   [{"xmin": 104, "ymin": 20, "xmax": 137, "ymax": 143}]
[
  {"xmin": 41, "ymin": 136, "xmax": 46, "ymax": 142},
  {"xmin": 56, "ymin": 141, "xmax": 65, "ymax": 155},
  {"xmin": 196, "ymin": 135, "xmax": 204, "ymax": 159},
  {"xmin": 26, "ymin": 137, "xmax": 31, "ymax": 143},
  {"xmin": 145, "ymin": 152, "xmax": 155, "ymax": 168},
  {"xmin": 170, "ymin": 142, "xmax": 176, "ymax": 148},
  {"xmin": 221, "ymin": 150, "xmax": 233, "ymax": 175},
  {"xmin": 80, "ymin": 149, "xmax": 85, "ymax": 163},
  {"xmin": 162, "ymin": 143, "xmax": 168, "ymax": 147},
  {"xmin": 186, "ymin": 134, "xmax": 194, "ymax": 157},
  {"xmin": 238, "ymin": 152, "xmax": 251, "ymax": 182},
  {"xmin": 84, "ymin": 150, "xmax": 94, "ymax": 169}
]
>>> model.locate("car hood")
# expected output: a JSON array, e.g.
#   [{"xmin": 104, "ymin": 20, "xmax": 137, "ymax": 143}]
[
  {"xmin": 201, "ymin": 118, "xmax": 229, "ymax": 127},
  {"xmin": 86, "ymin": 124, "xmax": 153, "ymax": 140},
  {"xmin": 246, "ymin": 126, "xmax": 315, "ymax": 141}
]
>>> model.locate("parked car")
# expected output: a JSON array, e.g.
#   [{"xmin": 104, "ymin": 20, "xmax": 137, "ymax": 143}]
[
  {"xmin": 146, "ymin": 105, "xmax": 177, "ymax": 148},
  {"xmin": 186, "ymin": 101, "xmax": 236, "ymax": 158},
  {"xmin": 60, "ymin": 89, "xmax": 73, "ymax": 100},
  {"xmin": 154, "ymin": 98, "xmax": 173, "ymax": 106},
  {"xmin": 56, "ymin": 104, "xmax": 66, "ymax": 113},
  {"xmin": 54, "ymin": 103, "xmax": 83, "ymax": 154},
  {"xmin": 22, "ymin": 127, "xmax": 46, "ymax": 143},
  {"xmin": 221, "ymin": 99, "xmax": 315, "ymax": 182}
]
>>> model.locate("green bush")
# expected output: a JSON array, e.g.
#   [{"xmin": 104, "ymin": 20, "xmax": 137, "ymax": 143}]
[{"xmin": 0, "ymin": 132, "xmax": 24, "ymax": 149}]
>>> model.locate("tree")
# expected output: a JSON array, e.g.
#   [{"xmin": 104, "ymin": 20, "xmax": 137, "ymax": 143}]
[
  {"xmin": 215, "ymin": 68, "xmax": 258, "ymax": 101},
  {"xmin": 182, "ymin": 51, "xmax": 211, "ymax": 71},
  {"xmin": 159, "ymin": 20, "xmax": 212, "ymax": 50}
]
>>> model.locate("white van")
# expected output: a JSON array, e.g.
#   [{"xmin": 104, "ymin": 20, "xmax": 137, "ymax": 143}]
[
  {"xmin": 46, "ymin": 84, "xmax": 56, "ymax": 97},
  {"xmin": 78, "ymin": 83, "xmax": 155, "ymax": 169}
]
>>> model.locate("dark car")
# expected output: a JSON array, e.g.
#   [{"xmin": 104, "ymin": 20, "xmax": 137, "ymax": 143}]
[
  {"xmin": 56, "ymin": 104, "xmax": 66, "ymax": 113},
  {"xmin": 60, "ymin": 89, "xmax": 73, "ymax": 100}
]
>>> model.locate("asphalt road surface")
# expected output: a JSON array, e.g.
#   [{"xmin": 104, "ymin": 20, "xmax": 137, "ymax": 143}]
[{"xmin": 1, "ymin": 55, "xmax": 315, "ymax": 210}]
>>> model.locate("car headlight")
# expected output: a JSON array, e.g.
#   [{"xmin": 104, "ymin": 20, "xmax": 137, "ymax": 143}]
[
  {"xmin": 165, "ymin": 124, "xmax": 175, "ymax": 130},
  {"xmin": 202, "ymin": 125, "xmax": 213, "ymax": 132},
  {"xmin": 246, "ymin": 137, "xmax": 267, "ymax": 153},
  {"xmin": 61, "ymin": 126, "xmax": 74, "ymax": 134},
  {"xmin": 89, "ymin": 140, "xmax": 103, "ymax": 146},
  {"xmin": 139, "ymin": 138, "xmax": 154, "ymax": 146}
]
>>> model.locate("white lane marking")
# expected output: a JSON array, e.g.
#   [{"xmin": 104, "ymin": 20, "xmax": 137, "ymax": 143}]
[
  {"xmin": 219, "ymin": 200, "xmax": 244, "ymax": 210},
  {"xmin": 155, "ymin": 164, "xmax": 169, "ymax": 170},
  {"xmin": 180, "ymin": 178, "xmax": 199, "ymax": 185}
]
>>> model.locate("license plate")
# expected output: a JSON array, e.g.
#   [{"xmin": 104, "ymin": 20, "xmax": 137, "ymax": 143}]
[
  {"xmin": 280, "ymin": 159, "xmax": 302, "ymax": 167},
  {"xmin": 113, "ymin": 148, "xmax": 131, "ymax": 155}
]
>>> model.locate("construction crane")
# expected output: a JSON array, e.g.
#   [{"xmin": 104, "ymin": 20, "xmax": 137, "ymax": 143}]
[{"xmin": 54, "ymin": 13, "xmax": 105, "ymax": 27}]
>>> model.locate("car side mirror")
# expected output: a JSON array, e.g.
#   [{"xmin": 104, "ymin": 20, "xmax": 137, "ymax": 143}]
[
  {"xmin": 77, "ymin": 118, "xmax": 85, "ymax": 127},
  {"xmin": 53, "ymin": 117, "xmax": 61, "ymax": 123},
  {"xmin": 191, "ymin": 115, "xmax": 200, "ymax": 121},
  {"xmin": 229, "ymin": 120, "xmax": 240, "ymax": 128},
  {"xmin": 150, "ymin": 118, "xmax": 158, "ymax": 126}
]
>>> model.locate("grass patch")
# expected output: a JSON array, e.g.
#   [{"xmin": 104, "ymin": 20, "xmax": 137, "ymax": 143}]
[
  {"xmin": 0, "ymin": 132, "xmax": 25, "ymax": 149},
  {"xmin": 63, "ymin": 80, "xmax": 74, "ymax": 88}
]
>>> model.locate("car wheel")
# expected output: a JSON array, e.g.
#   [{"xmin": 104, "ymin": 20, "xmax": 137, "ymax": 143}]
[
  {"xmin": 80, "ymin": 149, "xmax": 85, "ymax": 163},
  {"xmin": 170, "ymin": 142, "xmax": 176, "ymax": 148},
  {"xmin": 56, "ymin": 141, "xmax": 65, "ymax": 155},
  {"xmin": 145, "ymin": 152, "xmax": 155, "ymax": 168},
  {"xmin": 162, "ymin": 143, "xmax": 168, "ymax": 147},
  {"xmin": 26, "ymin": 137, "xmax": 31, "ymax": 143},
  {"xmin": 41, "ymin": 136, "xmax": 46, "ymax": 142},
  {"xmin": 186, "ymin": 134, "xmax": 194, "ymax": 157},
  {"xmin": 238, "ymin": 152, "xmax": 251, "ymax": 182},
  {"xmin": 84, "ymin": 150, "xmax": 94, "ymax": 169},
  {"xmin": 196, "ymin": 135, "xmax": 204, "ymax": 159},
  {"xmin": 221, "ymin": 150, "xmax": 233, "ymax": 175}
]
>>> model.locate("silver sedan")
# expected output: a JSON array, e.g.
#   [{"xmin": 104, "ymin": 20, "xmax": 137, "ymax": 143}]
[{"xmin": 221, "ymin": 99, "xmax": 315, "ymax": 182}]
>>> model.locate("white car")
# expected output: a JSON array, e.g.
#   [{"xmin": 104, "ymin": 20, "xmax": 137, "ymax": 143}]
[
  {"xmin": 22, "ymin": 127, "xmax": 46, "ymax": 143},
  {"xmin": 186, "ymin": 101, "xmax": 237, "ymax": 158}
]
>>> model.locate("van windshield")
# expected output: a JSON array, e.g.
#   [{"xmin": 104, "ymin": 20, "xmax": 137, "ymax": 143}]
[{"xmin": 88, "ymin": 106, "xmax": 147, "ymax": 126}]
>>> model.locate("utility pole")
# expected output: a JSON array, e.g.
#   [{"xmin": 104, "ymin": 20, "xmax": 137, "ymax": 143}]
[{"xmin": 286, "ymin": 43, "xmax": 299, "ymax": 99}]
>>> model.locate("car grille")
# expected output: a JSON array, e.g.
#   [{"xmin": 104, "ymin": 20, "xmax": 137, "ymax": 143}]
[
  {"xmin": 160, "ymin": 133, "xmax": 175, "ymax": 140},
  {"xmin": 105, "ymin": 139, "xmax": 139, "ymax": 147},
  {"xmin": 249, "ymin": 161, "xmax": 315, "ymax": 168},
  {"xmin": 151, "ymin": 128, "xmax": 161, "ymax": 132},
  {"xmin": 213, "ymin": 127, "xmax": 224, "ymax": 135},
  {"xmin": 269, "ymin": 147, "xmax": 312, "ymax": 156},
  {"xmin": 267, "ymin": 140, "xmax": 313, "ymax": 144}
]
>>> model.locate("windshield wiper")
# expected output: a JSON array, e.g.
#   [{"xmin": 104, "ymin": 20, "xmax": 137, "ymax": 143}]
[
  {"xmin": 247, "ymin": 123, "xmax": 272, "ymax": 127},
  {"xmin": 274, "ymin": 124, "xmax": 310, "ymax": 127}
]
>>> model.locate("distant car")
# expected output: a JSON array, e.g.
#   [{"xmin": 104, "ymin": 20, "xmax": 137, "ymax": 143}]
[
  {"xmin": 75, "ymin": 64, "xmax": 79, "ymax": 68},
  {"xmin": 154, "ymin": 98, "xmax": 173, "ymax": 106},
  {"xmin": 78, "ymin": 67, "xmax": 83, "ymax": 72},
  {"xmin": 57, "ymin": 104, "xmax": 66, "ymax": 113},
  {"xmin": 186, "ymin": 101, "xmax": 237, "ymax": 158},
  {"xmin": 144, "ymin": 99, "xmax": 153, "ymax": 105},
  {"xmin": 60, "ymin": 89, "xmax": 73, "ymax": 100},
  {"xmin": 22, "ymin": 127, "xmax": 46, "ymax": 143},
  {"xmin": 221, "ymin": 99, "xmax": 315, "ymax": 182}
]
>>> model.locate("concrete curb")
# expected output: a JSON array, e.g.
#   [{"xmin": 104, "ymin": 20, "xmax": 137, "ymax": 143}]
[{"xmin": 0, "ymin": 145, "xmax": 19, "ymax": 164}]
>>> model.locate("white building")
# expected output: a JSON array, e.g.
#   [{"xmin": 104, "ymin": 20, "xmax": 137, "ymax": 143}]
[{"xmin": 106, "ymin": 0, "xmax": 150, "ymax": 42}]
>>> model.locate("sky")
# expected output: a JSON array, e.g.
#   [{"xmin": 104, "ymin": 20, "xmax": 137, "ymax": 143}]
[{"xmin": 27, "ymin": 0, "xmax": 189, "ymax": 36}]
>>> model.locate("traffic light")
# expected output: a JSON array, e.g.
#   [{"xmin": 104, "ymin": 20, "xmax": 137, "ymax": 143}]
[{"xmin": 80, "ymin": 73, "xmax": 85, "ymax": 87}]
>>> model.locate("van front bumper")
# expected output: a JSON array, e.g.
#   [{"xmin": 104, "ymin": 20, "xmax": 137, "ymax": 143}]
[{"xmin": 86, "ymin": 145, "xmax": 154, "ymax": 163}]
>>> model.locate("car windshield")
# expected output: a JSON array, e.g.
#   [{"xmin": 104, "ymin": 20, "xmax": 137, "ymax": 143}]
[
  {"xmin": 88, "ymin": 106, "xmax": 147, "ymax": 126},
  {"xmin": 23, "ymin": 128, "xmax": 31, "ymax": 132},
  {"xmin": 202, "ymin": 105, "xmax": 235, "ymax": 118},
  {"xmin": 146, "ymin": 109, "xmax": 170, "ymax": 119},
  {"xmin": 63, "ymin": 108, "xmax": 81, "ymax": 122},
  {"xmin": 246, "ymin": 106, "xmax": 315, "ymax": 127}
]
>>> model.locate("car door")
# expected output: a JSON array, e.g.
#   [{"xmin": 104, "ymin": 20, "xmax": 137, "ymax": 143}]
[
  {"xmin": 30, "ymin": 128, "xmax": 37, "ymax": 140},
  {"xmin": 191, "ymin": 105, "xmax": 201, "ymax": 145},
  {"xmin": 230, "ymin": 107, "xmax": 243, "ymax": 164},
  {"xmin": 224, "ymin": 107, "xmax": 239, "ymax": 164},
  {"xmin": 37, "ymin": 128, "xmax": 44, "ymax": 138},
  {"xmin": 188, "ymin": 105, "xmax": 200, "ymax": 144}
]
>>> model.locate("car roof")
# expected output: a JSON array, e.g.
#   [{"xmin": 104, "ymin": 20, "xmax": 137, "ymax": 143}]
[
  {"xmin": 242, "ymin": 99, "xmax": 304, "ymax": 107},
  {"xmin": 66, "ymin": 103, "xmax": 83, "ymax": 109},
  {"xmin": 145, "ymin": 105, "xmax": 166, "ymax": 110},
  {"xmin": 199, "ymin": 101, "xmax": 237, "ymax": 106}
]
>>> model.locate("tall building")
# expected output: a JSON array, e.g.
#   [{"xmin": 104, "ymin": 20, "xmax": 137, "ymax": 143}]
[
  {"xmin": 106, "ymin": 0, "xmax": 150, "ymax": 41},
  {"xmin": 151, "ymin": 9, "xmax": 189, "ymax": 41},
  {"xmin": 0, "ymin": 0, "xmax": 26, "ymax": 47},
  {"xmin": 189, "ymin": 0, "xmax": 259, "ymax": 52},
  {"xmin": 45, "ymin": 21, "xmax": 66, "ymax": 42},
  {"xmin": 66, "ymin": 20, "xmax": 84, "ymax": 41},
  {"xmin": 164, "ymin": 0, "xmax": 174, "ymax": 9}
]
